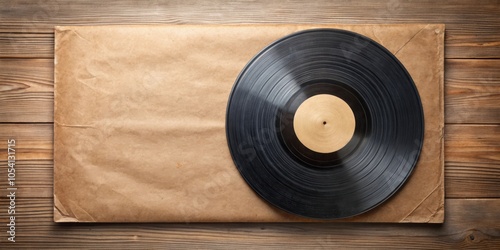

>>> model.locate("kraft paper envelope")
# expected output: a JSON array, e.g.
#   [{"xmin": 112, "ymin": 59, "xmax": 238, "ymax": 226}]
[{"xmin": 54, "ymin": 24, "xmax": 444, "ymax": 223}]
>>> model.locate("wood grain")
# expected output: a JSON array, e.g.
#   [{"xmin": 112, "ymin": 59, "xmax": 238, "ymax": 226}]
[
  {"xmin": 0, "ymin": 33, "xmax": 53, "ymax": 58},
  {"xmin": 0, "ymin": 59, "xmax": 53, "ymax": 123},
  {"xmin": 445, "ymin": 59, "xmax": 500, "ymax": 124},
  {"xmin": 445, "ymin": 125, "xmax": 500, "ymax": 198},
  {"xmin": 0, "ymin": 160, "xmax": 53, "ymax": 198},
  {"xmin": 2, "ymin": 59, "xmax": 499, "ymax": 124},
  {"xmin": 0, "ymin": 198, "xmax": 498, "ymax": 248},
  {"xmin": 0, "ymin": 0, "xmax": 499, "ymax": 58},
  {"xmin": 1, "ymin": 124, "xmax": 498, "ymax": 199},
  {"xmin": 445, "ymin": 125, "xmax": 500, "ymax": 164},
  {"xmin": 0, "ymin": 124, "xmax": 53, "ymax": 161}
]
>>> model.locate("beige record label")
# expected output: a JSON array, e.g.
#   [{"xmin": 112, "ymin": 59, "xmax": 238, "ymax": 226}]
[{"xmin": 293, "ymin": 94, "xmax": 356, "ymax": 153}]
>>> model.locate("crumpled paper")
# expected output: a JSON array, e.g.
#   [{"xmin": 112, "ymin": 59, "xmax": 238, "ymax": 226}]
[{"xmin": 54, "ymin": 24, "xmax": 444, "ymax": 223}]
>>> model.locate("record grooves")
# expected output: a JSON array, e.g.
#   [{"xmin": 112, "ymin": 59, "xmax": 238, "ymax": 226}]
[{"xmin": 226, "ymin": 29, "xmax": 424, "ymax": 219}]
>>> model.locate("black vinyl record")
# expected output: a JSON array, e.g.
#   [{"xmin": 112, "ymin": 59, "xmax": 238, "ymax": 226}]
[{"xmin": 226, "ymin": 29, "xmax": 424, "ymax": 219}]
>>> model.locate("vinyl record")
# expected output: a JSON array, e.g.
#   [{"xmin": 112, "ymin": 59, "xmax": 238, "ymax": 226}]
[{"xmin": 226, "ymin": 29, "xmax": 424, "ymax": 219}]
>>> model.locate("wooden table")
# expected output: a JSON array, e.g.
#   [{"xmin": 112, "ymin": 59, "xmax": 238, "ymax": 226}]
[{"xmin": 1, "ymin": 0, "xmax": 499, "ymax": 248}]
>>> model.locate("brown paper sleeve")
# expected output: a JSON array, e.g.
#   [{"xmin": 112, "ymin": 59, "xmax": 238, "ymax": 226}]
[{"xmin": 54, "ymin": 24, "xmax": 444, "ymax": 223}]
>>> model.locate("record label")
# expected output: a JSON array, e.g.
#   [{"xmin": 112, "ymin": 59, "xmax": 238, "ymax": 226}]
[{"xmin": 293, "ymin": 94, "xmax": 355, "ymax": 153}]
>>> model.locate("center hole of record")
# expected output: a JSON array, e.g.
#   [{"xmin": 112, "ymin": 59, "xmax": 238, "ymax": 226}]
[{"xmin": 293, "ymin": 94, "xmax": 356, "ymax": 154}]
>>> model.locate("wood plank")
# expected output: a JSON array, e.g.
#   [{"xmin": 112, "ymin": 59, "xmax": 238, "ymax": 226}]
[
  {"xmin": 0, "ymin": 32, "xmax": 53, "ymax": 58},
  {"xmin": 0, "ymin": 160, "xmax": 53, "ymax": 198},
  {"xmin": 446, "ymin": 162, "xmax": 500, "ymax": 198},
  {"xmin": 0, "ymin": 124, "xmax": 53, "ymax": 161},
  {"xmin": 445, "ymin": 59, "xmax": 500, "ymax": 124},
  {"xmin": 445, "ymin": 125, "xmax": 500, "ymax": 164},
  {"xmin": 0, "ymin": 0, "xmax": 499, "ymax": 58},
  {"xmin": 2, "ymin": 58, "xmax": 499, "ymax": 123},
  {"xmin": 0, "ymin": 198, "xmax": 498, "ymax": 248},
  {"xmin": 0, "ymin": 59, "xmax": 53, "ymax": 92},
  {"xmin": 445, "ymin": 125, "xmax": 500, "ymax": 198},
  {"xmin": 0, "ymin": 91, "xmax": 53, "ymax": 123},
  {"xmin": 0, "ymin": 59, "xmax": 53, "ymax": 123},
  {"xmin": 0, "ymin": 124, "xmax": 498, "ymax": 198}
]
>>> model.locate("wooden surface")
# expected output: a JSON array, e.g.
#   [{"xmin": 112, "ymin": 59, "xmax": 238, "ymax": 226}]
[{"xmin": 0, "ymin": 0, "xmax": 499, "ymax": 248}]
